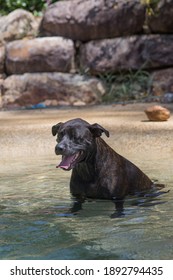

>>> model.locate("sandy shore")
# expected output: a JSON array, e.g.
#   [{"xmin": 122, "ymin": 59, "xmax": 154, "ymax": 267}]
[{"xmin": 0, "ymin": 103, "xmax": 173, "ymax": 182}]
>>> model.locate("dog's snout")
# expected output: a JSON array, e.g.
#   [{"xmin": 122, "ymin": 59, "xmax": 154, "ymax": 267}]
[
  {"xmin": 55, "ymin": 143, "xmax": 65, "ymax": 154},
  {"xmin": 58, "ymin": 143, "xmax": 65, "ymax": 152}
]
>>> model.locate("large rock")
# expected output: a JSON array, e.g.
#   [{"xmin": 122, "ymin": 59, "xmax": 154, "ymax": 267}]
[
  {"xmin": 39, "ymin": 0, "xmax": 145, "ymax": 41},
  {"xmin": 151, "ymin": 68, "xmax": 173, "ymax": 96},
  {"xmin": 2, "ymin": 73, "xmax": 105, "ymax": 108},
  {"xmin": 0, "ymin": 77, "xmax": 3, "ymax": 108},
  {"xmin": 80, "ymin": 35, "xmax": 173, "ymax": 74},
  {"xmin": 147, "ymin": 0, "xmax": 173, "ymax": 33},
  {"xmin": 144, "ymin": 105, "xmax": 170, "ymax": 121},
  {"xmin": 0, "ymin": 9, "xmax": 39, "ymax": 43},
  {"xmin": 0, "ymin": 46, "xmax": 5, "ymax": 73},
  {"xmin": 5, "ymin": 37, "xmax": 75, "ymax": 74},
  {"xmin": 0, "ymin": 45, "xmax": 5, "ymax": 108}
]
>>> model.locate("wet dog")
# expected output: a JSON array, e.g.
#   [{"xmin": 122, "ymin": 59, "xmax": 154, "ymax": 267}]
[{"xmin": 52, "ymin": 118, "xmax": 164, "ymax": 216}]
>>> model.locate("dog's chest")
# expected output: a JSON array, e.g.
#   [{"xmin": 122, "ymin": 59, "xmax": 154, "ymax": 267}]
[{"xmin": 70, "ymin": 168, "xmax": 115, "ymax": 199}]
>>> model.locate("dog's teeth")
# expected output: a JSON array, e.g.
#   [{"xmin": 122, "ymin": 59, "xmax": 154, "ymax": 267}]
[{"xmin": 57, "ymin": 152, "xmax": 81, "ymax": 170}]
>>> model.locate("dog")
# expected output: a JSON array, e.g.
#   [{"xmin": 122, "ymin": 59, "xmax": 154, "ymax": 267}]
[{"xmin": 52, "ymin": 118, "xmax": 164, "ymax": 216}]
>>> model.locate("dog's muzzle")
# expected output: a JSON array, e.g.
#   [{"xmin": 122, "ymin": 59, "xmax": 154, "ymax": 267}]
[{"xmin": 55, "ymin": 144, "xmax": 84, "ymax": 170}]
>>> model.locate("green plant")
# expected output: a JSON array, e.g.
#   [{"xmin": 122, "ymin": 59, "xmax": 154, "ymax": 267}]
[
  {"xmin": 141, "ymin": 0, "xmax": 160, "ymax": 16},
  {"xmin": 100, "ymin": 69, "xmax": 151, "ymax": 103},
  {"xmin": 0, "ymin": 0, "xmax": 58, "ymax": 15}
]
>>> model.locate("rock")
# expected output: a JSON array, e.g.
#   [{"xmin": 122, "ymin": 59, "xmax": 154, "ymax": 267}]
[
  {"xmin": 0, "ymin": 72, "xmax": 6, "ymax": 108},
  {"xmin": 44, "ymin": 99, "xmax": 60, "ymax": 107},
  {"xmin": 161, "ymin": 93, "xmax": 173, "ymax": 103},
  {"xmin": 144, "ymin": 105, "xmax": 170, "ymax": 121},
  {"xmin": 5, "ymin": 37, "xmax": 75, "ymax": 74},
  {"xmin": 151, "ymin": 68, "xmax": 173, "ymax": 97},
  {"xmin": 2, "ymin": 72, "xmax": 105, "ymax": 108},
  {"xmin": 0, "ymin": 45, "xmax": 5, "ymax": 73},
  {"xmin": 147, "ymin": 0, "xmax": 173, "ymax": 33},
  {"xmin": 0, "ymin": 78, "xmax": 3, "ymax": 108},
  {"xmin": 80, "ymin": 35, "xmax": 173, "ymax": 74},
  {"xmin": 39, "ymin": 0, "xmax": 145, "ymax": 41},
  {"xmin": 0, "ymin": 9, "xmax": 39, "ymax": 43},
  {"xmin": 73, "ymin": 100, "xmax": 86, "ymax": 106}
]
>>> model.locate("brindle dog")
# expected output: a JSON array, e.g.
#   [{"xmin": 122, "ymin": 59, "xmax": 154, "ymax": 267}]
[{"xmin": 52, "ymin": 118, "xmax": 164, "ymax": 217}]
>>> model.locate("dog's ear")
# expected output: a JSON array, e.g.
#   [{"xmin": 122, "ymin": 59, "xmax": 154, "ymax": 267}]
[
  {"xmin": 52, "ymin": 122, "xmax": 63, "ymax": 136},
  {"xmin": 89, "ymin": 123, "xmax": 109, "ymax": 138}
]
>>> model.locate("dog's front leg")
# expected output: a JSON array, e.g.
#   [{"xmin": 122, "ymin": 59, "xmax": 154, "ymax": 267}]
[
  {"xmin": 69, "ymin": 196, "xmax": 86, "ymax": 214},
  {"xmin": 111, "ymin": 197, "xmax": 125, "ymax": 218}
]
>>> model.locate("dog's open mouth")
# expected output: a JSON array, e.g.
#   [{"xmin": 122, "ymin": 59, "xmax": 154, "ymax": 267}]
[{"xmin": 56, "ymin": 151, "xmax": 83, "ymax": 170}]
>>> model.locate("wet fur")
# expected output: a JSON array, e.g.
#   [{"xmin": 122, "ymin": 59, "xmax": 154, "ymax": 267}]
[{"xmin": 52, "ymin": 118, "xmax": 164, "ymax": 216}]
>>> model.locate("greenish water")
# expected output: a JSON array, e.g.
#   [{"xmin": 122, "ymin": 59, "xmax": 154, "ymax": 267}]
[
  {"xmin": 0, "ymin": 106, "xmax": 173, "ymax": 260},
  {"xmin": 0, "ymin": 154, "xmax": 172, "ymax": 260}
]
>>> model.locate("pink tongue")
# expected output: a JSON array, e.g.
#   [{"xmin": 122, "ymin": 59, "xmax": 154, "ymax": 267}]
[{"xmin": 56, "ymin": 154, "xmax": 77, "ymax": 170}]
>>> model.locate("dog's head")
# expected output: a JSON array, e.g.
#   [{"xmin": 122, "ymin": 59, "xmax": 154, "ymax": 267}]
[{"xmin": 52, "ymin": 118, "xmax": 109, "ymax": 170}]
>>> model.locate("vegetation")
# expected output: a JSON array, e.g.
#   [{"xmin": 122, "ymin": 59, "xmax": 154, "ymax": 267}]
[
  {"xmin": 100, "ymin": 70, "xmax": 152, "ymax": 104},
  {"xmin": 0, "ymin": 0, "xmax": 58, "ymax": 15},
  {"xmin": 141, "ymin": 0, "xmax": 160, "ymax": 16},
  {"xmin": 0, "ymin": 0, "xmax": 161, "ymax": 15}
]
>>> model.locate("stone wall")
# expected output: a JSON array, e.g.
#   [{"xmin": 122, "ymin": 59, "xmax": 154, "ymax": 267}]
[{"xmin": 1, "ymin": 0, "xmax": 173, "ymax": 109}]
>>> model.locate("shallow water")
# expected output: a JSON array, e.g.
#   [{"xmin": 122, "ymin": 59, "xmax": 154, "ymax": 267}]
[{"xmin": 0, "ymin": 105, "xmax": 173, "ymax": 259}]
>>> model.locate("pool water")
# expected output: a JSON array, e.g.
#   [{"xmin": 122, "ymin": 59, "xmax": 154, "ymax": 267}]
[{"xmin": 0, "ymin": 106, "xmax": 173, "ymax": 259}]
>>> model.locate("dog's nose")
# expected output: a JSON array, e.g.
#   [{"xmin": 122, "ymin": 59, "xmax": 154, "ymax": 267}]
[{"xmin": 55, "ymin": 143, "xmax": 65, "ymax": 154}]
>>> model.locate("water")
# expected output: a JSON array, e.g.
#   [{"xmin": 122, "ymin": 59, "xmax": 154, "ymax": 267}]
[{"xmin": 0, "ymin": 105, "xmax": 173, "ymax": 260}]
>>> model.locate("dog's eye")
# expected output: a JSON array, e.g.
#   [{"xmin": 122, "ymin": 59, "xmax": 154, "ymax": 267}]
[
  {"xmin": 72, "ymin": 131, "xmax": 81, "ymax": 142},
  {"xmin": 57, "ymin": 132, "xmax": 63, "ymax": 142},
  {"xmin": 68, "ymin": 129, "xmax": 77, "ymax": 141}
]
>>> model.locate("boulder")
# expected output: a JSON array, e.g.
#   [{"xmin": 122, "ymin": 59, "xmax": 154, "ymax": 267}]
[
  {"xmin": 147, "ymin": 0, "xmax": 173, "ymax": 33},
  {"xmin": 39, "ymin": 0, "xmax": 145, "ymax": 41},
  {"xmin": 2, "ymin": 72, "xmax": 105, "ymax": 108},
  {"xmin": 5, "ymin": 37, "xmax": 75, "ymax": 74},
  {"xmin": 0, "ymin": 45, "xmax": 5, "ymax": 73},
  {"xmin": 161, "ymin": 93, "xmax": 173, "ymax": 103},
  {"xmin": 0, "ymin": 78, "xmax": 3, "ymax": 108},
  {"xmin": 80, "ymin": 35, "xmax": 173, "ymax": 74},
  {"xmin": 0, "ymin": 9, "xmax": 39, "ymax": 43},
  {"xmin": 144, "ymin": 105, "xmax": 170, "ymax": 121},
  {"xmin": 151, "ymin": 68, "xmax": 173, "ymax": 97}
]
